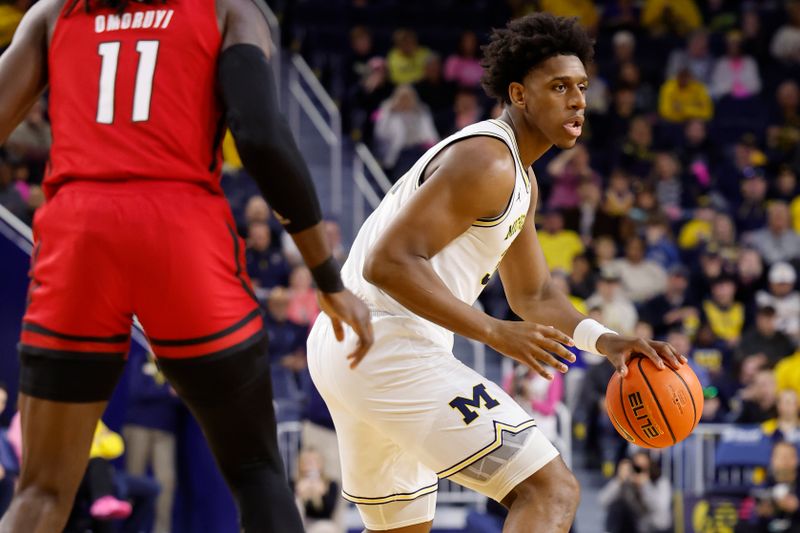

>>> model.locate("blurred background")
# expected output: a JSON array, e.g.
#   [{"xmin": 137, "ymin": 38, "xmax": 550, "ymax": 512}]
[{"xmin": 2, "ymin": 0, "xmax": 800, "ymax": 532}]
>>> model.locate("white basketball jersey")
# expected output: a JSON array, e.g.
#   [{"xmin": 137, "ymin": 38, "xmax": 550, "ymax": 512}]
[{"xmin": 342, "ymin": 119, "xmax": 532, "ymax": 349}]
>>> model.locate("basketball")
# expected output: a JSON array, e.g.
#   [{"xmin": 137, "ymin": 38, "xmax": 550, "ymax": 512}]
[{"xmin": 605, "ymin": 357, "xmax": 704, "ymax": 449}]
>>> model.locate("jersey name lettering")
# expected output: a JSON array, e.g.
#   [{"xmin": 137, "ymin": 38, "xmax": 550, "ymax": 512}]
[{"xmin": 95, "ymin": 10, "xmax": 174, "ymax": 33}]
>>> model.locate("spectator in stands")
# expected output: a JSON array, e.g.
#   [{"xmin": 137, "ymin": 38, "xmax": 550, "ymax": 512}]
[
  {"xmin": 757, "ymin": 262, "xmax": 800, "ymax": 342},
  {"xmin": 584, "ymin": 62, "xmax": 610, "ymax": 115},
  {"xmin": 123, "ymin": 349, "xmax": 182, "ymax": 533},
  {"xmin": 538, "ymin": 208, "xmax": 584, "ymax": 273},
  {"xmin": 711, "ymin": 30, "xmax": 762, "ymax": 100},
  {"xmin": 667, "ymin": 328, "xmax": 710, "ymax": 386},
  {"xmin": 640, "ymin": 265, "xmax": 698, "ymax": 338},
  {"xmin": 703, "ymin": 274, "xmax": 746, "ymax": 347},
  {"xmin": 651, "ymin": 151, "xmax": 686, "ymax": 221},
  {"xmin": 539, "ymin": 0, "xmax": 599, "ymax": 35},
  {"xmin": 602, "ymin": 0, "xmax": 640, "ymax": 31},
  {"xmin": 605, "ymin": 30, "xmax": 637, "ymax": 80},
  {"xmin": 374, "ymin": 84, "xmax": 439, "ymax": 172},
  {"xmin": 4, "ymin": 97, "xmax": 50, "ymax": 181},
  {"xmin": 616, "ymin": 116, "xmax": 656, "ymax": 177},
  {"xmin": 592, "ymin": 234, "xmax": 619, "ymax": 271},
  {"xmin": 0, "ymin": 156, "xmax": 25, "ymax": 221},
  {"xmin": 443, "ymin": 31, "xmax": 483, "ymax": 89},
  {"xmin": 658, "ymin": 61, "xmax": 714, "ymax": 123},
  {"xmin": 505, "ymin": 363, "xmax": 563, "ymax": 442},
  {"xmin": 287, "ymin": 265, "xmax": 319, "ymax": 327},
  {"xmin": 246, "ymin": 221, "xmax": 291, "ymax": 290},
  {"xmin": 585, "ymin": 266, "xmax": 638, "ymax": 335},
  {"xmin": 737, "ymin": 304, "xmax": 796, "ymax": 369},
  {"xmin": 578, "ymin": 180, "xmax": 610, "ymax": 240},
  {"xmin": 770, "ymin": 0, "xmax": 800, "ymax": 67},
  {"xmin": 449, "ymin": 90, "xmax": 484, "ymax": 135},
  {"xmin": 641, "ymin": 0, "xmax": 702, "ymax": 37},
  {"xmin": 0, "ymin": 0, "xmax": 24, "ymax": 51},
  {"xmin": 762, "ymin": 389, "xmax": 800, "ymax": 442},
  {"xmin": 265, "ymin": 287, "xmax": 308, "ymax": 373},
  {"xmin": 737, "ymin": 247, "xmax": 767, "ymax": 307},
  {"xmin": 568, "ymin": 253, "xmax": 597, "ymax": 300},
  {"xmin": 709, "ymin": 211, "xmax": 740, "ymax": 267},
  {"xmin": 292, "ymin": 449, "xmax": 339, "ymax": 533},
  {"xmin": 750, "ymin": 202, "xmax": 800, "ymax": 265},
  {"xmin": 545, "ymin": 143, "xmax": 602, "ymax": 213},
  {"xmin": 666, "ymin": 30, "xmax": 714, "ymax": 87},
  {"xmin": 0, "ymin": 383, "xmax": 13, "ymax": 519},
  {"xmin": 243, "ymin": 195, "xmax": 270, "ymax": 233},
  {"xmin": 766, "ymin": 80, "xmax": 800, "ymax": 164},
  {"xmin": 345, "ymin": 26, "xmax": 374, "ymax": 97},
  {"xmin": 679, "ymin": 119, "xmax": 718, "ymax": 193},
  {"xmin": 414, "ymin": 54, "xmax": 456, "ymax": 135},
  {"xmin": 775, "ymin": 165, "xmax": 799, "ymax": 204},
  {"xmin": 349, "ymin": 57, "xmax": 394, "ymax": 142},
  {"xmin": 611, "ymin": 236, "xmax": 667, "ymax": 304},
  {"xmin": 616, "ymin": 61, "xmax": 656, "ymax": 113},
  {"xmin": 742, "ymin": 441, "xmax": 800, "ymax": 533},
  {"xmin": 386, "ymin": 29, "xmax": 431, "ymax": 85},
  {"xmin": 735, "ymin": 368, "xmax": 778, "ymax": 424},
  {"xmin": 735, "ymin": 171, "xmax": 769, "ymax": 234}
]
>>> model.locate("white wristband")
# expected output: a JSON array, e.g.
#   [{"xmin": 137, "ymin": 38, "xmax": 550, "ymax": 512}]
[{"xmin": 573, "ymin": 318, "xmax": 617, "ymax": 355}]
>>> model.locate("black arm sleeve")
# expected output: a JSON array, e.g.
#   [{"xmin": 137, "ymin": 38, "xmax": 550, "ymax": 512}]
[{"xmin": 218, "ymin": 44, "xmax": 322, "ymax": 234}]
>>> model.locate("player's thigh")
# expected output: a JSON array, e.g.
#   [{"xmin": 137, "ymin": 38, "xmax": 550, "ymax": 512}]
[
  {"xmin": 22, "ymin": 188, "xmax": 132, "ymax": 356},
  {"xmin": 133, "ymin": 191, "xmax": 262, "ymax": 359}
]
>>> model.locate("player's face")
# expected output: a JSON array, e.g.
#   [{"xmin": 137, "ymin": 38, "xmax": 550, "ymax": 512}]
[{"xmin": 517, "ymin": 55, "xmax": 588, "ymax": 149}]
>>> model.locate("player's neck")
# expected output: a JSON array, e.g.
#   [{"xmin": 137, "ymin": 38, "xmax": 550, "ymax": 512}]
[{"xmin": 497, "ymin": 108, "xmax": 551, "ymax": 168}]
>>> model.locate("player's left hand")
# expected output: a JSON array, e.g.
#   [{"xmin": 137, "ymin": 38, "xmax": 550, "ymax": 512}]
[
  {"xmin": 318, "ymin": 289, "xmax": 374, "ymax": 368},
  {"xmin": 596, "ymin": 334, "xmax": 686, "ymax": 378}
]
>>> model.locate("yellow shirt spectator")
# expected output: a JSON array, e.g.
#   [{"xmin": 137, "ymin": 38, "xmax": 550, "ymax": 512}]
[
  {"xmin": 658, "ymin": 76, "xmax": 713, "ymax": 123},
  {"xmin": 90, "ymin": 421, "xmax": 125, "ymax": 460},
  {"xmin": 702, "ymin": 300, "xmax": 744, "ymax": 343},
  {"xmin": 0, "ymin": 4, "xmax": 23, "ymax": 49},
  {"xmin": 539, "ymin": 0, "xmax": 599, "ymax": 31},
  {"xmin": 642, "ymin": 0, "xmax": 702, "ymax": 37},
  {"xmin": 678, "ymin": 218, "xmax": 712, "ymax": 249},
  {"xmin": 386, "ymin": 29, "xmax": 431, "ymax": 85},
  {"xmin": 776, "ymin": 352, "xmax": 800, "ymax": 398},
  {"xmin": 791, "ymin": 196, "xmax": 800, "ymax": 234},
  {"xmin": 539, "ymin": 230, "xmax": 584, "ymax": 273}
]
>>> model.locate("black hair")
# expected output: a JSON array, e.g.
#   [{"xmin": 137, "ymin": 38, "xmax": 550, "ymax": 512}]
[
  {"xmin": 481, "ymin": 13, "xmax": 594, "ymax": 105},
  {"xmin": 64, "ymin": 0, "xmax": 165, "ymax": 16}
]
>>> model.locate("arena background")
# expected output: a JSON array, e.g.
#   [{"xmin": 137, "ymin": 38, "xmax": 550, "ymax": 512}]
[{"xmin": 2, "ymin": 0, "xmax": 800, "ymax": 532}]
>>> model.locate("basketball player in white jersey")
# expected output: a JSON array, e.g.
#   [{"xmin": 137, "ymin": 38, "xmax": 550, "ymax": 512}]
[{"xmin": 307, "ymin": 13, "xmax": 685, "ymax": 532}]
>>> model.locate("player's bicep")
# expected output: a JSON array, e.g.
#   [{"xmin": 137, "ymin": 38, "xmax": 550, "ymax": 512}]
[
  {"xmin": 0, "ymin": 3, "xmax": 48, "ymax": 143},
  {"xmin": 219, "ymin": 0, "xmax": 272, "ymax": 56},
  {"xmin": 370, "ymin": 140, "xmax": 516, "ymax": 263}
]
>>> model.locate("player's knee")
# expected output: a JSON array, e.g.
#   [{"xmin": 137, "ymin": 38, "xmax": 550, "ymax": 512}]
[
  {"xmin": 508, "ymin": 458, "xmax": 580, "ymax": 516},
  {"xmin": 13, "ymin": 484, "xmax": 72, "ymax": 518}
]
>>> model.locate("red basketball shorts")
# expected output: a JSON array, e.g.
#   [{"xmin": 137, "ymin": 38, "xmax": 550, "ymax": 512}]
[{"xmin": 21, "ymin": 180, "xmax": 263, "ymax": 360}]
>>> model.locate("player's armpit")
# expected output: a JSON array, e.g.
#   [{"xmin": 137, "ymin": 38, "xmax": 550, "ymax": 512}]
[
  {"xmin": 0, "ymin": 0, "xmax": 48, "ymax": 143},
  {"xmin": 363, "ymin": 136, "xmax": 516, "ymax": 344}
]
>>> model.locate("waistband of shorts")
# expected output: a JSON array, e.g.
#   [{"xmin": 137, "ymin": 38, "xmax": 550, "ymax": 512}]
[{"xmin": 53, "ymin": 179, "xmax": 221, "ymax": 197}]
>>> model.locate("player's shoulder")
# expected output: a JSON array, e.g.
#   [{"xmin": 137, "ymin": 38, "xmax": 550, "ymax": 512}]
[{"xmin": 438, "ymin": 134, "xmax": 516, "ymax": 186}]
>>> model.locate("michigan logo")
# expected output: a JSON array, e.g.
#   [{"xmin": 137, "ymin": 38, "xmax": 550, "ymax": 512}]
[{"xmin": 450, "ymin": 384, "xmax": 500, "ymax": 425}]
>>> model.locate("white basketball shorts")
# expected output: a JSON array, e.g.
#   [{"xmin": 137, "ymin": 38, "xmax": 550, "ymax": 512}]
[{"xmin": 307, "ymin": 314, "xmax": 560, "ymax": 530}]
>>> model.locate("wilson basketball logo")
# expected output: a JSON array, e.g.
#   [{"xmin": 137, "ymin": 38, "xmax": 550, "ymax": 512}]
[{"xmin": 628, "ymin": 391, "xmax": 662, "ymax": 439}]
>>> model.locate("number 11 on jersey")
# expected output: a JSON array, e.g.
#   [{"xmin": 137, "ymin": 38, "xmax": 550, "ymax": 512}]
[{"xmin": 97, "ymin": 40, "xmax": 160, "ymax": 124}]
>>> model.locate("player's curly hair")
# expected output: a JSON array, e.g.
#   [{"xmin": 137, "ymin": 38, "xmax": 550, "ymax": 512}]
[{"xmin": 481, "ymin": 13, "xmax": 594, "ymax": 105}]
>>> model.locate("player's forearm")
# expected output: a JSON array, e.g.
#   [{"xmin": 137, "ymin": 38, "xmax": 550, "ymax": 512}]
[
  {"xmin": 509, "ymin": 279, "xmax": 586, "ymax": 337},
  {"xmin": 288, "ymin": 223, "xmax": 335, "ymax": 271},
  {"xmin": 219, "ymin": 44, "xmax": 323, "ymax": 234},
  {"xmin": 364, "ymin": 254, "xmax": 497, "ymax": 344}
]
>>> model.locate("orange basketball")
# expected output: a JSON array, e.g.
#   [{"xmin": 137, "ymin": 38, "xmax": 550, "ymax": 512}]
[{"xmin": 605, "ymin": 356, "xmax": 704, "ymax": 449}]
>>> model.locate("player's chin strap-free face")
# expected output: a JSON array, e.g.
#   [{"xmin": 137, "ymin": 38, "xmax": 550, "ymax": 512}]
[{"xmin": 218, "ymin": 44, "xmax": 342, "ymax": 292}]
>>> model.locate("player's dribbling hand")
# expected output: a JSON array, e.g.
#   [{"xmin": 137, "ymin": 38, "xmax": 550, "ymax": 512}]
[
  {"xmin": 596, "ymin": 334, "xmax": 687, "ymax": 377},
  {"xmin": 487, "ymin": 320, "xmax": 575, "ymax": 381},
  {"xmin": 318, "ymin": 290, "xmax": 374, "ymax": 368}
]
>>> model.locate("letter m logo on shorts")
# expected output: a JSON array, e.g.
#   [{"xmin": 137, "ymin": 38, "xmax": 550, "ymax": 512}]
[{"xmin": 449, "ymin": 383, "xmax": 500, "ymax": 425}]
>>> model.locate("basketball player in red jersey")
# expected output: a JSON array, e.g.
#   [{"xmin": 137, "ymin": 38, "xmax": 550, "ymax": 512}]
[{"xmin": 0, "ymin": 0, "xmax": 373, "ymax": 530}]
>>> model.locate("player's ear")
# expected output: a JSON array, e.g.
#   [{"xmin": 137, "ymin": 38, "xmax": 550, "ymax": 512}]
[{"xmin": 508, "ymin": 82, "xmax": 525, "ymax": 110}]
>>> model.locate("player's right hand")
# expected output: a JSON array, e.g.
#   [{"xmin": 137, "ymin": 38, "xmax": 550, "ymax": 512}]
[
  {"xmin": 318, "ymin": 289, "xmax": 374, "ymax": 369},
  {"xmin": 487, "ymin": 320, "xmax": 575, "ymax": 380}
]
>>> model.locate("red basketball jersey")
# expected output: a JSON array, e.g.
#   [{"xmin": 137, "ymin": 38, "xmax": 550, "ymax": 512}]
[{"xmin": 44, "ymin": 0, "xmax": 224, "ymax": 198}]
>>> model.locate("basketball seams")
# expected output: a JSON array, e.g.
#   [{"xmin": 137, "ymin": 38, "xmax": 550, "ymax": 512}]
[
  {"xmin": 636, "ymin": 357, "xmax": 677, "ymax": 446},
  {"xmin": 618, "ymin": 369, "xmax": 651, "ymax": 446},
  {"xmin": 668, "ymin": 366, "xmax": 699, "ymax": 433}
]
